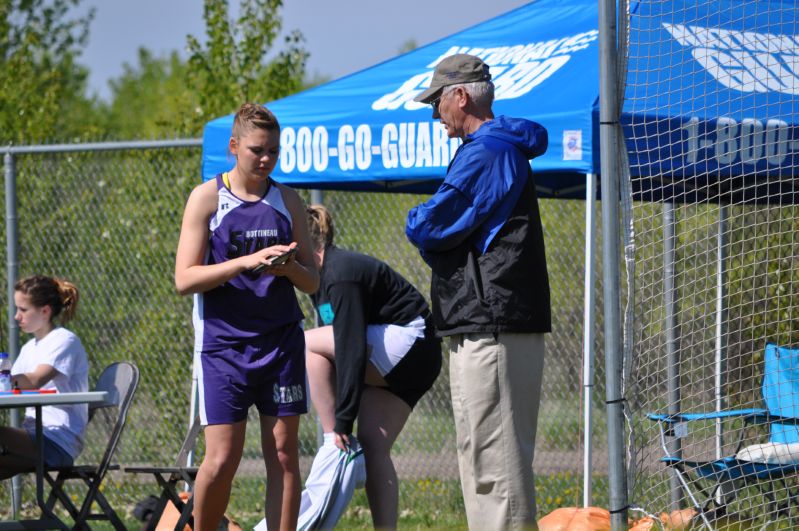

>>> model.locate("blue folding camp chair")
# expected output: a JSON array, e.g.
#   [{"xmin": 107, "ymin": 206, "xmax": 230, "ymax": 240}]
[{"xmin": 649, "ymin": 343, "xmax": 799, "ymax": 528}]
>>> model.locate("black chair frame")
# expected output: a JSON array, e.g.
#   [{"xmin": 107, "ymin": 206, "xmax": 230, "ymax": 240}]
[
  {"xmin": 125, "ymin": 416, "xmax": 201, "ymax": 530},
  {"xmin": 42, "ymin": 361, "xmax": 139, "ymax": 530}
]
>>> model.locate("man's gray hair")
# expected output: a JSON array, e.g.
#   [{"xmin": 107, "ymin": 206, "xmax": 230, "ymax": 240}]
[{"xmin": 442, "ymin": 80, "xmax": 495, "ymax": 107}]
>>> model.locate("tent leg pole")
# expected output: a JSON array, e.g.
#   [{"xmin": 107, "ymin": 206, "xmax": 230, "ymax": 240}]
[{"xmin": 583, "ymin": 173, "xmax": 597, "ymax": 508}]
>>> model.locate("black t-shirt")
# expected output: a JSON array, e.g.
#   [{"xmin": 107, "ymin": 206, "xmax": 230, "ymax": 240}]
[{"xmin": 311, "ymin": 245, "xmax": 429, "ymax": 434}]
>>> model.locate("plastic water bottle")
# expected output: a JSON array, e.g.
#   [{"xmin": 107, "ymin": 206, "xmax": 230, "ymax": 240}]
[{"xmin": 0, "ymin": 352, "xmax": 11, "ymax": 392}]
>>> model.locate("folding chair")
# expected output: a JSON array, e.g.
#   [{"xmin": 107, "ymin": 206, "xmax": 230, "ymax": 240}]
[
  {"xmin": 649, "ymin": 343, "xmax": 799, "ymax": 528},
  {"xmin": 42, "ymin": 361, "xmax": 139, "ymax": 530},
  {"xmin": 125, "ymin": 416, "xmax": 202, "ymax": 530}
]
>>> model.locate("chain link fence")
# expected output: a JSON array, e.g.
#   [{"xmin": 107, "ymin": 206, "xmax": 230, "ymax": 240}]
[
  {"xmin": 620, "ymin": 0, "xmax": 799, "ymax": 526},
  {"xmin": 626, "ymin": 202, "xmax": 799, "ymax": 521},
  {"xmin": 0, "ymin": 141, "xmax": 603, "ymax": 525}
]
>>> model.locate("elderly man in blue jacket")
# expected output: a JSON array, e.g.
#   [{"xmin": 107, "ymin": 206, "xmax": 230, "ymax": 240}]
[{"xmin": 406, "ymin": 53, "xmax": 551, "ymax": 531}]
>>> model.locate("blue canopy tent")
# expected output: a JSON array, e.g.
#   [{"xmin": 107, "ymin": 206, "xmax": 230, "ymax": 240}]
[
  {"xmin": 202, "ymin": 0, "xmax": 799, "ymax": 203},
  {"xmin": 200, "ymin": 0, "xmax": 799, "ymax": 509},
  {"xmin": 625, "ymin": 0, "xmax": 799, "ymax": 205},
  {"xmin": 202, "ymin": 0, "xmax": 600, "ymax": 197}
]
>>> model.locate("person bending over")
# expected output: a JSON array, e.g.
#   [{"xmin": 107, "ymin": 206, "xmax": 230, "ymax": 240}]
[{"xmin": 304, "ymin": 204, "xmax": 442, "ymax": 530}]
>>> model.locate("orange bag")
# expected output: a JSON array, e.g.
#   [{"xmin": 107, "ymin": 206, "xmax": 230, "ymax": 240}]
[
  {"xmin": 155, "ymin": 492, "xmax": 242, "ymax": 531},
  {"xmin": 539, "ymin": 506, "xmax": 698, "ymax": 531},
  {"xmin": 660, "ymin": 508, "xmax": 697, "ymax": 530},
  {"xmin": 627, "ymin": 508, "xmax": 699, "ymax": 531},
  {"xmin": 538, "ymin": 507, "xmax": 611, "ymax": 531}
]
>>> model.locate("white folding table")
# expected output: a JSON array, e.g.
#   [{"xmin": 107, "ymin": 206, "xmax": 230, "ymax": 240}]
[{"xmin": 0, "ymin": 391, "xmax": 108, "ymax": 530}]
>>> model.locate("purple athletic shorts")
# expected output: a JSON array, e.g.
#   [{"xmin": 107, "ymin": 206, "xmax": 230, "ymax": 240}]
[{"xmin": 197, "ymin": 322, "xmax": 308, "ymax": 425}]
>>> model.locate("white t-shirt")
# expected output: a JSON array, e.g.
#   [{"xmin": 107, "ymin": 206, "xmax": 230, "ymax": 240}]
[{"xmin": 11, "ymin": 327, "xmax": 89, "ymax": 459}]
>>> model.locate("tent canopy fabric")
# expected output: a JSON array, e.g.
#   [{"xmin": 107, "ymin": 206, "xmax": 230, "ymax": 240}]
[
  {"xmin": 202, "ymin": 0, "xmax": 600, "ymax": 198},
  {"xmin": 625, "ymin": 0, "xmax": 799, "ymax": 204},
  {"xmin": 201, "ymin": 0, "xmax": 799, "ymax": 203}
]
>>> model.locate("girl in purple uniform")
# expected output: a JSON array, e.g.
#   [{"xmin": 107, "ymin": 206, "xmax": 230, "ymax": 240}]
[{"xmin": 175, "ymin": 103, "xmax": 319, "ymax": 531}]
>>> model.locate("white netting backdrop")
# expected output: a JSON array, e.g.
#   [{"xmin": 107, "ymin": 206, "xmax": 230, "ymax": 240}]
[{"xmin": 624, "ymin": 0, "xmax": 799, "ymax": 527}]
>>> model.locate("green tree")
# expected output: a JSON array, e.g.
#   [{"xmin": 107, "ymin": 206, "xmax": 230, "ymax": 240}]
[
  {"xmin": 100, "ymin": 49, "xmax": 200, "ymax": 138},
  {"xmin": 186, "ymin": 0, "xmax": 308, "ymax": 127},
  {"xmin": 0, "ymin": 0, "xmax": 101, "ymax": 143}
]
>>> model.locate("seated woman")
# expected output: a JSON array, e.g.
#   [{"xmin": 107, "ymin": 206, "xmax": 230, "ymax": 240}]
[
  {"xmin": 0, "ymin": 275, "xmax": 89, "ymax": 479},
  {"xmin": 304, "ymin": 205, "xmax": 442, "ymax": 529}
]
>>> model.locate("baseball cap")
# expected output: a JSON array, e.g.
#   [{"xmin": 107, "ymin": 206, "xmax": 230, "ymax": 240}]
[{"xmin": 413, "ymin": 54, "xmax": 492, "ymax": 104}]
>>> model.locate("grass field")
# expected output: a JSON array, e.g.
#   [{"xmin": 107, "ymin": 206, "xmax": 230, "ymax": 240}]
[
  {"xmin": 12, "ymin": 471, "xmax": 791, "ymax": 529},
  {"xmin": 1, "ymin": 472, "xmax": 608, "ymax": 530}
]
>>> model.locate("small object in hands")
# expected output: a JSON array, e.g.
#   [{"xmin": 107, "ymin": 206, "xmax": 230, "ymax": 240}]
[
  {"xmin": 252, "ymin": 246, "xmax": 298, "ymax": 273},
  {"xmin": 268, "ymin": 246, "xmax": 298, "ymax": 266}
]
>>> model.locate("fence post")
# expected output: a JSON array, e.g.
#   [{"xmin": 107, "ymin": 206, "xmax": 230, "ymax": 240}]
[
  {"xmin": 598, "ymin": 0, "xmax": 629, "ymax": 526},
  {"xmin": 4, "ymin": 151, "xmax": 21, "ymax": 516},
  {"xmin": 663, "ymin": 202, "xmax": 683, "ymax": 511}
]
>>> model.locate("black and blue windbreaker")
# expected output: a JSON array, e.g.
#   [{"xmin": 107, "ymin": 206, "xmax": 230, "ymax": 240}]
[{"xmin": 406, "ymin": 115, "xmax": 551, "ymax": 336}]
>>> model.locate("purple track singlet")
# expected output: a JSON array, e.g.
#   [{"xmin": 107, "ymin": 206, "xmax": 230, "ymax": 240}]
[
  {"xmin": 193, "ymin": 174, "xmax": 307, "ymax": 424},
  {"xmin": 193, "ymin": 174, "xmax": 304, "ymax": 352}
]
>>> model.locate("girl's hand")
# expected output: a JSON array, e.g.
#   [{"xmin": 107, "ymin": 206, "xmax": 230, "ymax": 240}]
[
  {"xmin": 251, "ymin": 243, "xmax": 298, "ymax": 274},
  {"xmin": 334, "ymin": 432, "xmax": 351, "ymax": 452}
]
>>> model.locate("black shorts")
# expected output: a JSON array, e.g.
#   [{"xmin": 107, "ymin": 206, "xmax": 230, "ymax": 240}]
[{"xmin": 383, "ymin": 321, "xmax": 442, "ymax": 408}]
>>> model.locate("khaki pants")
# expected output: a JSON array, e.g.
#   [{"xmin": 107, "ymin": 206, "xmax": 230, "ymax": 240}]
[{"xmin": 449, "ymin": 332, "xmax": 545, "ymax": 531}]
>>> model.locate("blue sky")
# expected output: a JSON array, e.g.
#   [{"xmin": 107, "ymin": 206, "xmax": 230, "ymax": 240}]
[{"xmin": 77, "ymin": 0, "xmax": 530, "ymax": 101}]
